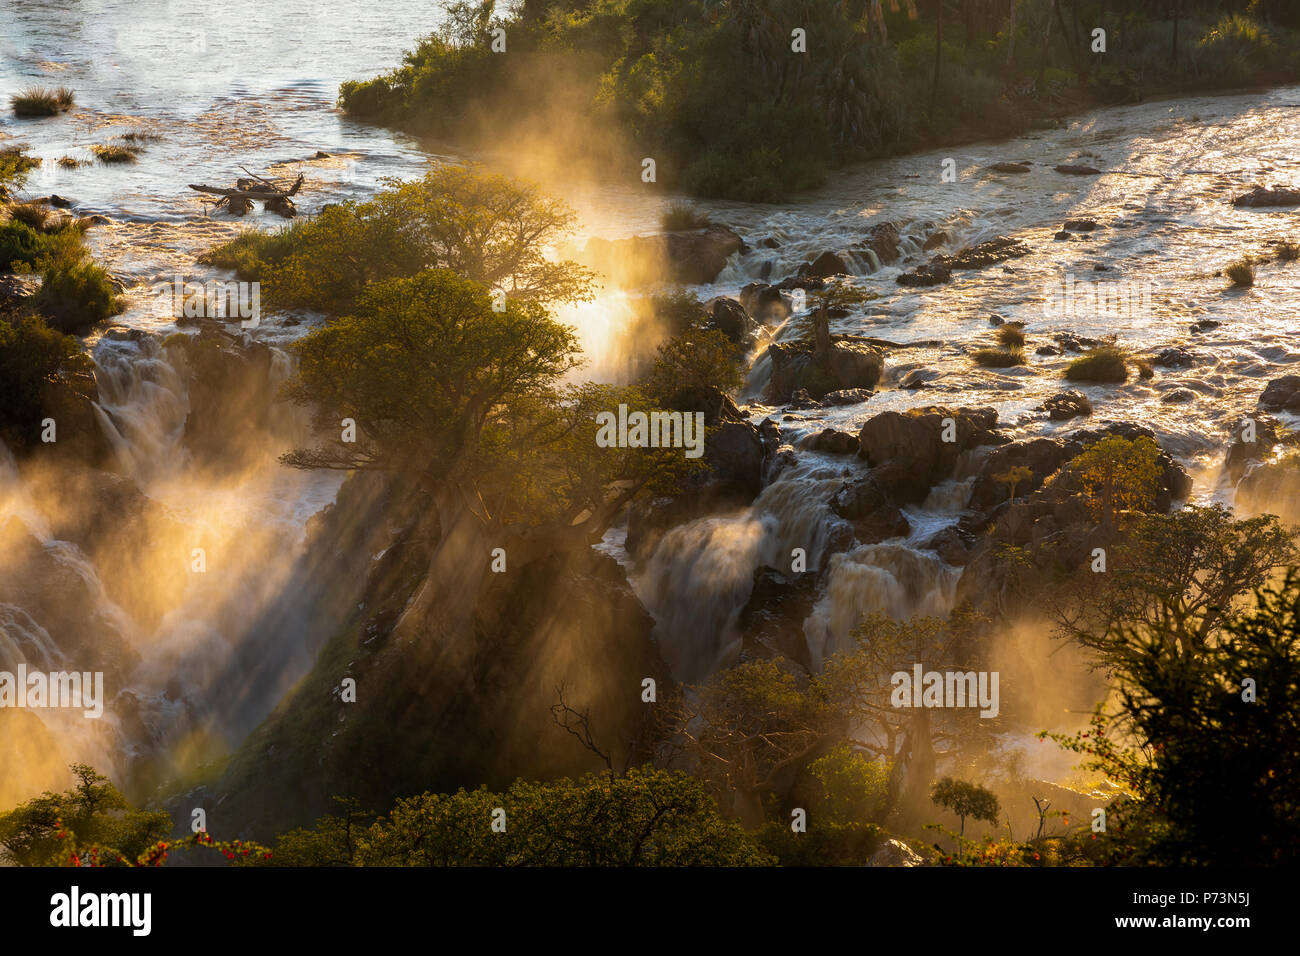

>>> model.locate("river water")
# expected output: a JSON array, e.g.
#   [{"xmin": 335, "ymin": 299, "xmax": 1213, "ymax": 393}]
[{"xmin": 2, "ymin": 2, "xmax": 1299, "ymax": 803}]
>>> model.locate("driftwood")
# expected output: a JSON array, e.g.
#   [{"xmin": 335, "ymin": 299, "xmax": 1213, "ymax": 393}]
[{"xmin": 188, "ymin": 171, "xmax": 304, "ymax": 218}]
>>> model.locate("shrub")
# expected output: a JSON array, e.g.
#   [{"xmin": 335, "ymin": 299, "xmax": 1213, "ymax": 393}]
[
  {"xmin": 31, "ymin": 235, "xmax": 125, "ymax": 332},
  {"xmin": 1277, "ymin": 240, "xmax": 1300, "ymax": 262},
  {"xmin": 55, "ymin": 156, "xmax": 83, "ymax": 169},
  {"xmin": 643, "ymin": 327, "xmax": 744, "ymax": 401},
  {"xmin": 90, "ymin": 144, "xmax": 140, "ymax": 163},
  {"xmin": 11, "ymin": 86, "xmax": 74, "ymax": 117},
  {"xmin": 1065, "ymin": 345, "xmax": 1128, "ymax": 383},
  {"xmin": 0, "ymin": 220, "xmax": 58, "ymax": 270},
  {"xmin": 994, "ymin": 324, "xmax": 1025, "ymax": 348},
  {"xmin": 1226, "ymin": 258, "xmax": 1255, "ymax": 286},
  {"xmin": 0, "ymin": 309, "xmax": 92, "ymax": 448},
  {"xmin": 660, "ymin": 201, "xmax": 711, "ymax": 231},
  {"xmin": 1069, "ymin": 434, "xmax": 1163, "ymax": 524},
  {"xmin": 0, "ymin": 148, "xmax": 41, "ymax": 191},
  {"xmin": 972, "ymin": 346, "xmax": 1026, "ymax": 367},
  {"xmin": 197, "ymin": 224, "xmax": 307, "ymax": 280}
]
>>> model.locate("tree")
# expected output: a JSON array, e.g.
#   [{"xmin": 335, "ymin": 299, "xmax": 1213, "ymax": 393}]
[
  {"xmin": 295, "ymin": 768, "xmax": 775, "ymax": 866},
  {"xmin": 282, "ymin": 268, "xmax": 698, "ymax": 643},
  {"xmin": 820, "ymin": 610, "xmax": 996, "ymax": 822},
  {"xmin": 1066, "ymin": 434, "xmax": 1162, "ymax": 527},
  {"xmin": 992, "ymin": 464, "xmax": 1033, "ymax": 502},
  {"xmin": 1046, "ymin": 569, "xmax": 1300, "ymax": 865},
  {"xmin": 643, "ymin": 326, "xmax": 744, "ymax": 403},
  {"xmin": 0, "ymin": 765, "xmax": 169, "ymax": 866},
  {"xmin": 246, "ymin": 164, "xmax": 595, "ymax": 313},
  {"xmin": 658, "ymin": 658, "xmax": 833, "ymax": 826},
  {"xmin": 930, "ymin": 776, "xmax": 999, "ymax": 857},
  {"xmin": 0, "ymin": 309, "xmax": 93, "ymax": 450},
  {"xmin": 1053, "ymin": 505, "xmax": 1298, "ymax": 661}
]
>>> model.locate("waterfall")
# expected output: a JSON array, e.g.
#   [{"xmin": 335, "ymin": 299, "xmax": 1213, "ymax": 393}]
[{"xmin": 631, "ymin": 461, "xmax": 962, "ymax": 682}]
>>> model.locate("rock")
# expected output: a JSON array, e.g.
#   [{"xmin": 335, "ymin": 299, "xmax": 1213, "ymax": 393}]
[
  {"xmin": 1259, "ymin": 375, "xmax": 1300, "ymax": 412},
  {"xmin": 802, "ymin": 428, "xmax": 860, "ymax": 456},
  {"xmin": 866, "ymin": 838, "xmax": 924, "ymax": 867},
  {"xmin": 1232, "ymin": 185, "xmax": 1300, "ymax": 208},
  {"xmin": 739, "ymin": 282, "xmax": 792, "ymax": 324},
  {"xmin": 764, "ymin": 340, "xmax": 884, "ymax": 403},
  {"xmin": 932, "ymin": 235, "xmax": 1031, "ymax": 271},
  {"xmin": 1063, "ymin": 218, "xmax": 1100, "ymax": 231},
  {"xmin": 1053, "ymin": 230, "xmax": 1071, "ymax": 241},
  {"xmin": 988, "ymin": 162, "xmax": 1031, "ymax": 174},
  {"xmin": 1054, "ymin": 164, "xmax": 1101, "ymax": 175},
  {"xmin": 1154, "ymin": 346, "xmax": 1203, "ymax": 368},
  {"xmin": 46, "ymin": 194, "xmax": 72, "ymax": 208},
  {"xmin": 760, "ymin": 236, "xmax": 780, "ymax": 249},
  {"xmin": 705, "ymin": 296, "xmax": 756, "ymax": 345},
  {"xmin": 35, "ymin": 372, "xmax": 112, "ymax": 466},
  {"xmin": 922, "ymin": 231, "xmax": 948, "ymax": 251},
  {"xmin": 856, "ymin": 222, "xmax": 901, "ymax": 264},
  {"xmin": 0, "ymin": 274, "xmax": 40, "ymax": 305},
  {"xmin": 1224, "ymin": 414, "xmax": 1280, "ymax": 481},
  {"xmin": 896, "ymin": 263, "xmax": 952, "ymax": 287},
  {"xmin": 823, "ymin": 387, "xmax": 873, "ymax": 407},
  {"xmin": 926, "ymin": 526, "xmax": 975, "ymax": 566},
  {"xmin": 899, "ymin": 368, "xmax": 937, "ymax": 389},
  {"xmin": 988, "ymin": 315, "xmax": 1005, "ymax": 327},
  {"xmin": 738, "ymin": 568, "xmax": 818, "ymax": 670},
  {"xmin": 664, "ymin": 384, "xmax": 747, "ymax": 425},
  {"xmin": 858, "ymin": 405, "xmax": 1002, "ymax": 503},
  {"xmin": 804, "ymin": 250, "xmax": 852, "ymax": 279},
  {"xmin": 1040, "ymin": 390, "xmax": 1092, "ymax": 421},
  {"xmin": 829, "ymin": 476, "xmax": 911, "ymax": 541},
  {"xmin": 702, "ymin": 421, "xmax": 765, "ymax": 498},
  {"xmin": 1035, "ymin": 344, "xmax": 1061, "ymax": 356},
  {"xmin": 826, "ymin": 340, "xmax": 884, "ymax": 391},
  {"xmin": 1161, "ymin": 387, "xmax": 1197, "ymax": 404},
  {"xmin": 579, "ymin": 225, "xmax": 744, "ymax": 286},
  {"xmin": 969, "ymin": 438, "xmax": 1072, "ymax": 510}
]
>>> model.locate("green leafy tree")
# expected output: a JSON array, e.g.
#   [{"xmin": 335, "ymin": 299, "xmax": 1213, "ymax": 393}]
[
  {"xmin": 277, "ymin": 768, "xmax": 774, "ymax": 866},
  {"xmin": 930, "ymin": 776, "xmax": 1000, "ymax": 857},
  {"xmin": 1045, "ymin": 569, "xmax": 1300, "ymax": 865},
  {"xmin": 1066, "ymin": 434, "xmax": 1162, "ymax": 526}
]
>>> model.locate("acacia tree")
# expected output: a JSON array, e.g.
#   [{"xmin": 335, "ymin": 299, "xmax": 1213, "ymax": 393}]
[
  {"xmin": 282, "ymin": 267, "xmax": 697, "ymax": 641},
  {"xmin": 820, "ymin": 609, "xmax": 996, "ymax": 823},
  {"xmin": 1052, "ymin": 505, "xmax": 1298, "ymax": 661}
]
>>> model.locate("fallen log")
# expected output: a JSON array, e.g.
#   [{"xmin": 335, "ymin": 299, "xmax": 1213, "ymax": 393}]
[{"xmin": 187, "ymin": 172, "xmax": 303, "ymax": 217}]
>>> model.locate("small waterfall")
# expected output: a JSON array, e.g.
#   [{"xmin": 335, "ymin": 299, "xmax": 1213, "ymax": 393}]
[
  {"xmin": 803, "ymin": 543, "xmax": 961, "ymax": 671},
  {"xmin": 92, "ymin": 335, "xmax": 190, "ymax": 482}
]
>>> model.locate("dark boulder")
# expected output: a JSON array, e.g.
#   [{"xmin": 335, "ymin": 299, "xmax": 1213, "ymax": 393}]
[
  {"xmin": 1259, "ymin": 375, "xmax": 1300, "ymax": 412},
  {"xmin": 858, "ymin": 405, "xmax": 1002, "ymax": 503}
]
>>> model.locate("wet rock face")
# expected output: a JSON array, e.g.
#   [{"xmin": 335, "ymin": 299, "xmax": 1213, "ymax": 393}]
[
  {"xmin": 1259, "ymin": 375, "xmax": 1300, "ymax": 412},
  {"xmin": 801, "ymin": 428, "xmax": 860, "ymax": 456},
  {"xmin": 737, "ymin": 567, "xmax": 818, "ymax": 672},
  {"xmin": 857, "ymin": 405, "xmax": 1002, "ymax": 504},
  {"xmin": 1224, "ymin": 414, "xmax": 1281, "ymax": 482},
  {"xmin": 828, "ymin": 475, "xmax": 911, "ymax": 542},
  {"xmin": 1040, "ymin": 390, "xmax": 1092, "ymax": 421},
  {"xmin": 803, "ymin": 250, "xmax": 852, "ymax": 279},
  {"xmin": 764, "ymin": 340, "xmax": 884, "ymax": 403},
  {"xmin": 968, "ymin": 438, "xmax": 1072, "ymax": 511},
  {"xmin": 895, "ymin": 236, "xmax": 1029, "ymax": 286},
  {"xmin": 1054, "ymin": 164, "xmax": 1101, "ymax": 175},
  {"xmin": 856, "ymin": 222, "xmax": 901, "ymax": 263},
  {"xmin": 739, "ymin": 282, "xmax": 793, "ymax": 325},
  {"xmin": 1233, "ymin": 185, "xmax": 1300, "ymax": 207},
  {"xmin": 704, "ymin": 296, "xmax": 756, "ymax": 345}
]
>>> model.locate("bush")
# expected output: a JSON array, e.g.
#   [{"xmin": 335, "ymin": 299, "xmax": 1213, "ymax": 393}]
[
  {"xmin": 197, "ymin": 224, "xmax": 307, "ymax": 280},
  {"xmin": 643, "ymin": 327, "xmax": 744, "ymax": 402},
  {"xmin": 0, "ymin": 220, "xmax": 57, "ymax": 270},
  {"xmin": 0, "ymin": 148, "xmax": 41, "ymax": 192},
  {"xmin": 90, "ymin": 144, "xmax": 140, "ymax": 163},
  {"xmin": 11, "ymin": 86, "xmax": 74, "ymax": 117},
  {"xmin": 994, "ymin": 324, "xmax": 1025, "ymax": 348},
  {"xmin": 1226, "ymin": 258, "xmax": 1255, "ymax": 286},
  {"xmin": 972, "ymin": 346, "xmax": 1025, "ymax": 367},
  {"xmin": 660, "ymin": 201, "xmax": 711, "ymax": 231},
  {"xmin": 32, "ymin": 236, "xmax": 125, "ymax": 332},
  {"xmin": 1065, "ymin": 345, "xmax": 1128, "ymax": 383},
  {"xmin": 1279, "ymin": 240, "xmax": 1300, "ymax": 262},
  {"xmin": 0, "ymin": 309, "xmax": 92, "ymax": 448}
]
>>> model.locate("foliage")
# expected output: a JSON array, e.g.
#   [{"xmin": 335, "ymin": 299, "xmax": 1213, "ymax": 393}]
[
  {"xmin": 1225, "ymin": 257, "xmax": 1255, "ymax": 286},
  {"xmin": 1044, "ymin": 569, "xmax": 1300, "ymax": 865},
  {"xmin": 1065, "ymin": 345, "xmax": 1128, "ymax": 383},
  {"xmin": 1067, "ymin": 434, "xmax": 1163, "ymax": 525},
  {"xmin": 930, "ymin": 777, "xmax": 1000, "ymax": 837},
  {"xmin": 992, "ymin": 464, "xmax": 1034, "ymax": 501},
  {"xmin": 1053, "ymin": 504, "xmax": 1299, "ymax": 661},
  {"xmin": 0, "ymin": 308, "xmax": 93, "ymax": 449},
  {"xmin": 660, "ymin": 200, "xmax": 711, "ymax": 231},
  {"xmin": 972, "ymin": 346, "xmax": 1025, "ymax": 367},
  {"xmin": 642, "ymin": 326, "xmax": 744, "ymax": 402},
  {"xmin": 809, "ymin": 743, "xmax": 889, "ymax": 825},
  {"xmin": 994, "ymin": 324, "xmax": 1025, "ymax": 348},
  {"xmin": 279, "ymin": 767, "xmax": 775, "ymax": 866},
  {"xmin": 11, "ymin": 86, "xmax": 74, "ymax": 117},
  {"xmin": 203, "ymin": 164, "xmax": 594, "ymax": 314},
  {"xmin": 755, "ymin": 819, "xmax": 881, "ymax": 866}
]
